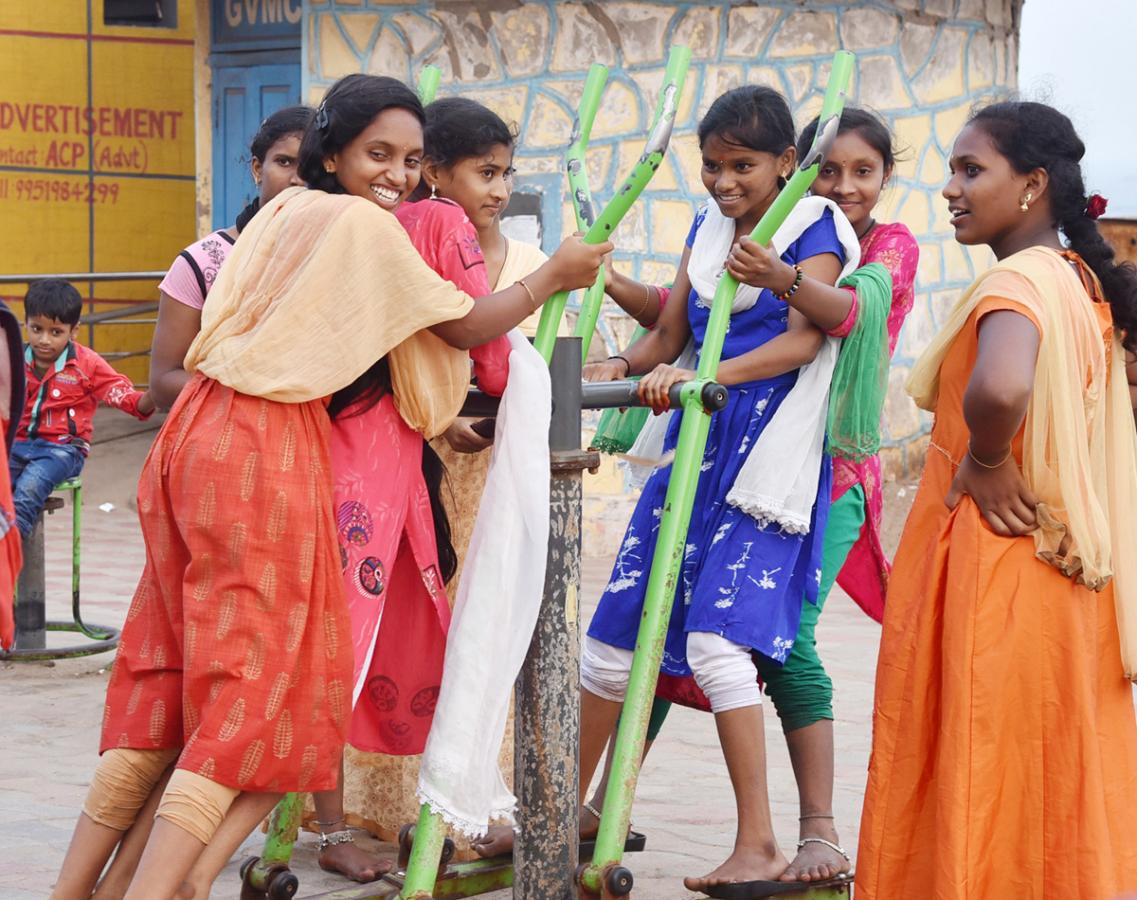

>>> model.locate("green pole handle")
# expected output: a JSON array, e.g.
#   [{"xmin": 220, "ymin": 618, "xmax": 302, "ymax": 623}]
[
  {"xmin": 531, "ymin": 64, "xmax": 608, "ymax": 365},
  {"xmin": 581, "ymin": 48, "xmax": 856, "ymax": 893},
  {"xmin": 568, "ymin": 64, "xmax": 609, "ymax": 232},
  {"xmin": 566, "ymin": 65, "xmax": 610, "ymax": 368},
  {"xmin": 417, "ymin": 64, "xmax": 441, "ymax": 105},
  {"xmin": 570, "ymin": 48, "xmax": 693, "ymax": 365},
  {"xmin": 534, "ymin": 46, "xmax": 692, "ymax": 364}
]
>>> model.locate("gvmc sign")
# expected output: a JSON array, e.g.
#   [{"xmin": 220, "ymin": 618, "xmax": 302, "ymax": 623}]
[{"xmin": 213, "ymin": 0, "xmax": 301, "ymax": 50}]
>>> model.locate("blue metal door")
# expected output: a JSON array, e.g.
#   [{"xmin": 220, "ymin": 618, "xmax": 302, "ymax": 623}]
[{"xmin": 211, "ymin": 63, "xmax": 300, "ymax": 229}]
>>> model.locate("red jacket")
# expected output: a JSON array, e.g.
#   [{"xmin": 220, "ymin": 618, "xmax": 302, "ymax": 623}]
[{"xmin": 17, "ymin": 342, "xmax": 151, "ymax": 454}]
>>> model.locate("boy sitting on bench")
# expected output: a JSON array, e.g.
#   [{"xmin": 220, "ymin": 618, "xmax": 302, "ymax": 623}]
[{"xmin": 9, "ymin": 279, "xmax": 155, "ymax": 538}]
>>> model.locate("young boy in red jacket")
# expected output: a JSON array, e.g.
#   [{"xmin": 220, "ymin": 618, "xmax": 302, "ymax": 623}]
[{"xmin": 10, "ymin": 279, "xmax": 155, "ymax": 538}]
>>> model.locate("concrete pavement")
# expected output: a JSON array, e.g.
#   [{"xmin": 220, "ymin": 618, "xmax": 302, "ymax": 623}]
[{"xmin": 0, "ymin": 414, "xmax": 908, "ymax": 899}]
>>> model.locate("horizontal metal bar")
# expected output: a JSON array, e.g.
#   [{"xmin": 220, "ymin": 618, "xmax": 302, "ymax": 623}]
[
  {"xmin": 0, "ymin": 271, "xmax": 166, "ymax": 285},
  {"xmin": 459, "ymin": 379, "xmax": 728, "ymax": 419},
  {"xmin": 81, "ymin": 302, "xmax": 159, "ymax": 324}
]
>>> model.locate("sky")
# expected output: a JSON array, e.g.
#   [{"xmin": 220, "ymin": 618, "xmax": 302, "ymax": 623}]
[{"xmin": 1018, "ymin": 0, "xmax": 1136, "ymax": 217}]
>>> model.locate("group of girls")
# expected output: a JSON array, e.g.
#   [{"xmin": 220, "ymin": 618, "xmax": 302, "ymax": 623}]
[
  {"xmin": 46, "ymin": 61, "xmax": 1137, "ymax": 900},
  {"xmin": 50, "ymin": 73, "xmax": 608, "ymax": 900}
]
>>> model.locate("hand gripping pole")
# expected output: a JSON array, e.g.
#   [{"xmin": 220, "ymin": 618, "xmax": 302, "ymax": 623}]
[{"xmin": 533, "ymin": 46, "xmax": 692, "ymax": 364}]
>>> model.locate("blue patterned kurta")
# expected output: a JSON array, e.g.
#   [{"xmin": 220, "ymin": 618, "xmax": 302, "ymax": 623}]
[{"xmin": 588, "ymin": 208, "xmax": 844, "ymax": 673}]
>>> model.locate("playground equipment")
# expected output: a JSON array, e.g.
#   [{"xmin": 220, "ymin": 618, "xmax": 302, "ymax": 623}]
[
  {"xmin": 577, "ymin": 49, "xmax": 856, "ymax": 900},
  {"xmin": 243, "ymin": 48, "xmax": 856, "ymax": 900},
  {"xmin": 0, "ymin": 476, "xmax": 121, "ymax": 661}
]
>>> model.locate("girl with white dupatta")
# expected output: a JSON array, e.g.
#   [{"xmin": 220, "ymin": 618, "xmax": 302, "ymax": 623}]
[{"xmin": 580, "ymin": 86, "xmax": 860, "ymax": 893}]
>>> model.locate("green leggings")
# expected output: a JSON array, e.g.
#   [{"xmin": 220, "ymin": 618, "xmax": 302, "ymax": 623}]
[{"xmin": 645, "ymin": 484, "xmax": 866, "ymax": 741}]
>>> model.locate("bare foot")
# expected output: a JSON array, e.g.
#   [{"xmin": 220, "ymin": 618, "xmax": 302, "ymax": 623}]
[
  {"xmin": 683, "ymin": 844, "xmax": 789, "ymax": 892},
  {"xmin": 778, "ymin": 822, "xmax": 850, "ymax": 883},
  {"xmin": 318, "ymin": 841, "xmax": 392, "ymax": 883},
  {"xmin": 471, "ymin": 805, "xmax": 604, "ymax": 859},
  {"xmin": 471, "ymin": 824, "xmax": 515, "ymax": 859}
]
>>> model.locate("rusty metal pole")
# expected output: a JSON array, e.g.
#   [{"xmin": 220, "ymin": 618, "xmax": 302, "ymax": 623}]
[{"xmin": 514, "ymin": 337, "xmax": 596, "ymax": 900}]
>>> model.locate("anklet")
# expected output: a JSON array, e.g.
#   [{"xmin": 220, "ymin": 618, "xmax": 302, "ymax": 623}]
[
  {"xmin": 799, "ymin": 814, "xmax": 835, "ymax": 820},
  {"xmin": 797, "ymin": 836, "xmax": 849, "ymax": 861},
  {"xmin": 314, "ymin": 817, "xmax": 346, "ymax": 828},
  {"xmin": 318, "ymin": 829, "xmax": 356, "ymax": 851}
]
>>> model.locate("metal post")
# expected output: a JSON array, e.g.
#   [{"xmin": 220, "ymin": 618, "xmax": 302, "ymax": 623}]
[
  {"xmin": 14, "ymin": 519, "xmax": 46, "ymax": 650},
  {"xmin": 515, "ymin": 337, "xmax": 597, "ymax": 899}
]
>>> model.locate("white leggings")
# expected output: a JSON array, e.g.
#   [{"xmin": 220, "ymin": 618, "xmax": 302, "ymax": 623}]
[{"xmin": 580, "ymin": 632, "xmax": 761, "ymax": 714}]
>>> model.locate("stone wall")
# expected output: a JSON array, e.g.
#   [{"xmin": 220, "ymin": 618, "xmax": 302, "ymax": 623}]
[{"xmin": 305, "ymin": 0, "xmax": 1022, "ymax": 546}]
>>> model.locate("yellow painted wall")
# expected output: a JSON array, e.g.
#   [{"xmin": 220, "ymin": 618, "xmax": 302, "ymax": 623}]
[{"xmin": 0, "ymin": 1, "xmax": 198, "ymax": 384}]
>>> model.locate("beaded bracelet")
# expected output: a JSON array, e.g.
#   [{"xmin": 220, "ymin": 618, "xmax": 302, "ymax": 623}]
[{"xmin": 775, "ymin": 264, "xmax": 804, "ymax": 301}]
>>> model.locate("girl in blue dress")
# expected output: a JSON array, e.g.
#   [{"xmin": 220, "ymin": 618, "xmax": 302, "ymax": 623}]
[{"xmin": 581, "ymin": 86, "xmax": 849, "ymax": 892}]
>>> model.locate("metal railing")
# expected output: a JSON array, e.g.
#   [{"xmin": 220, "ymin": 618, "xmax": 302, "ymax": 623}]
[{"xmin": 0, "ymin": 271, "xmax": 164, "ymax": 386}]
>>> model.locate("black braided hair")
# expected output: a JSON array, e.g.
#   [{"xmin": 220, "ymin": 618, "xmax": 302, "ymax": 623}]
[
  {"xmin": 236, "ymin": 106, "xmax": 313, "ymax": 233},
  {"xmin": 969, "ymin": 101, "xmax": 1137, "ymax": 352}
]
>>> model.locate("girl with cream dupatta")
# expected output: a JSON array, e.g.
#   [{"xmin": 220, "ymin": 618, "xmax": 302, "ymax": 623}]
[
  {"xmin": 333, "ymin": 96, "xmax": 561, "ymax": 857},
  {"xmin": 856, "ymin": 102, "xmax": 1137, "ymax": 899},
  {"xmin": 49, "ymin": 73, "xmax": 608, "ymax": 900}
]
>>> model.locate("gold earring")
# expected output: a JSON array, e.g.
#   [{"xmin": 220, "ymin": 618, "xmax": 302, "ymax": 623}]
[
  {"xmin": 1020, "ymin": 192, "xmax": 1032, "ymax": 212},
  {"xmin": 430, "ymin": 183, "xmax": 438, "ymax": 200}
]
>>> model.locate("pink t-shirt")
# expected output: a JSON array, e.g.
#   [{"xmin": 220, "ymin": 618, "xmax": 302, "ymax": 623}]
[{"xmin": 158, "ymin": 230, "xmax": 237, "ymax": 310}]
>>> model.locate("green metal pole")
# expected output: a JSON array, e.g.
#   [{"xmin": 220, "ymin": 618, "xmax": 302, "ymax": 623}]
[
  {"xmin": 580, "ymin": 49, "xmax": 856, "ymax": 896},
  {"xmin": 534, "ymin": 46, "xmax": 692, "ymax": 364},
  {"xmin": 398, "ymin": 805, "xmax": 448, "ymax": 899},
  {"xmin": 571, "ymin": 49, "xmax": 692, "ymax": 365},
  {"xmin": 417, "ymin": 64, "xmax": 441, "ymax": 105},
  {"xmin": 243, "ymin": 791, "xmax": 303, "ymax": 892},
  {"xmin": 562, "ymin": 64, "xmax": 609, "ymax": 367},
  {"xmin": 532, "ymin": 63, "xmax": 608, "ymax": 363}
]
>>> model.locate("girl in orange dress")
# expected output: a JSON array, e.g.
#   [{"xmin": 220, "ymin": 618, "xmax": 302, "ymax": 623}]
[
  {"xmin": 856, "ymin": 102, "xmax": 1137, "ymax": 899},
  {"xmin": 48, "ymin": 74, "xmax": 608, "ymax": 900}
]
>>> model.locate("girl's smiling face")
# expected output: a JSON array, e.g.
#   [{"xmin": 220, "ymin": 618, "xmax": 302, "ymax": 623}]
[
  {"xmin": 811, "ymin": 129, "xmax": 890, "ymax": 234},
  {"xmin": 700, "ymin": 132, "xmax": 794, "ymax": 232},
  {"xmin": 330, "ymin": 107, "xmax": 423, "ymax": 212}
]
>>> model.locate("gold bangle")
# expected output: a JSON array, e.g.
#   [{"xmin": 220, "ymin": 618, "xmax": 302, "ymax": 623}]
[
  {"xmin": 967, "ymin": 441, "xmax": 1012, "ymax": 469},
  {"xmin": 516, "ymin": 278, "xmax": 538, "ymax": 310},
  {"xmin": 634, "ymin": 283, "xmax": 652, "ymax": 320}
]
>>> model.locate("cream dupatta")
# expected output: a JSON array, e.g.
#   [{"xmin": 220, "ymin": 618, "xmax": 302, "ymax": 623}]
[
  {"xmin": 186, "ymin": 187, "xmax": 474, "ymax": 438},
  {"xmin": 908, "ymin": 246, "xmax": 1137, "ymax": 679}
]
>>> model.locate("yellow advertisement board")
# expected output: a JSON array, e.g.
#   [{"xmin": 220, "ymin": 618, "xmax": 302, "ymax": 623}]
[{"xmin": 0, "ymin": 1, "xmax": 197, "ymax": 384}]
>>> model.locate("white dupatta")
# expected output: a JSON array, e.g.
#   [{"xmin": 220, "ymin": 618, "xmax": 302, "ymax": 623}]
[
  {"xmin": 627, "ymin": 197, "xmax": 859, "ymax": 532},
  {"xmin": 416, "ymin": 330, "xmax": 551, "ymax": 836}
]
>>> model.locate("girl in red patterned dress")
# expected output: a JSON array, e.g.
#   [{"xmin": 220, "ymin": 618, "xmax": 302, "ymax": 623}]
[{"xmin": 49, "ymin": 74, "xmax": 607, "ymax": 900}]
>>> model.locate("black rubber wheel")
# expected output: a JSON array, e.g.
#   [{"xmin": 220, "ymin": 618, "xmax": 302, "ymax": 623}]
[
  {"xmin": 266, "ymin": 868, "xmax": 299, "ymax": 900},
  {"xmin": 606, "ymin": 866, "xmax": 634, "ymax": 896},
  {"xmin": 440, "ymin": 837, "xmax": 456, "ymax": 867}
]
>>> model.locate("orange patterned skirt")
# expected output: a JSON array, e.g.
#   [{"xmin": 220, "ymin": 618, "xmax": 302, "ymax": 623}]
[{"xmin": 100, "ymin": 375, "xmax": 352, "ymax": 793}]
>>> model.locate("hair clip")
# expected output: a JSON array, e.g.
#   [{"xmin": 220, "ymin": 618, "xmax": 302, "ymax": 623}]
[
  {"xmin": 314, "ymin": 103, "xmax": 329, "ymax": 132},
  {"xmin": 1085, "ymin": 193, "xmax": 1108, "ymax": 220}
]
